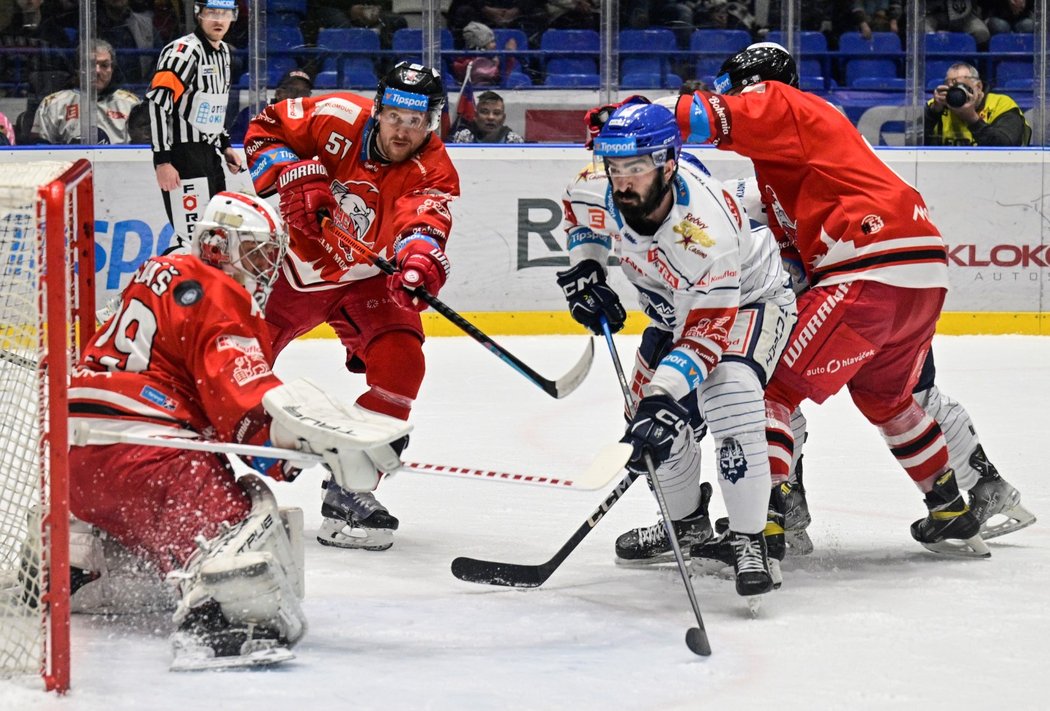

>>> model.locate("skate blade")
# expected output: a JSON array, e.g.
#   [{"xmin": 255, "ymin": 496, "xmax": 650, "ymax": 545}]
[
  {"xmin": 316, "ymin": 522, "xmax": 394, "ymax": 551},
  {"xmin": 785, "ymin": 529, "xmax": 814, "ymax": 556},
  {"xmin": 614, "ymin": 552, "xmax": 681, "ymax": 568},
  {"xmin": 170, "ymin": 646, "xmax": 294, "ymax": 672},
  {"xmin": 919, "ymin": 534, "xmax": 991, "ymax": 559},
  {"xmin": 746, "ymin": 595, "xmax": 763, "ymax": 617},
  {"xmin": 980, "ymin": 504, "xmax": 1037, "ymax": 541}
]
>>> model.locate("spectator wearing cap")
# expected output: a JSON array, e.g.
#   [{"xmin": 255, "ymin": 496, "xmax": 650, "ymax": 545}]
[
  {"xmin": 451, "ymin": 21, "xmax": 516, "ymax": 86},
  {"xmin": 227, "ymin": 69, "xmax": 313, "ymax": 144},
  {"xmin": 450, "ymin": 90, "xmax": 524, "ymax": 143}
]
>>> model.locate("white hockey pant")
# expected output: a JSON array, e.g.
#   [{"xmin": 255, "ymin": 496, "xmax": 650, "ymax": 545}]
[
  {"xmin": 172, "ymin": 474, "xmax": 307, "ymax": 647},
  {"xmin": 700, "ymin": 363, "xmax": 772, "ymax": 535}
]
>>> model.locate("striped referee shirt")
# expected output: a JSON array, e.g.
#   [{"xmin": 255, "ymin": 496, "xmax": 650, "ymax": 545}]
[{"xmin": 146, "ymin": 26, "xmax": 232, "ymax": 166}]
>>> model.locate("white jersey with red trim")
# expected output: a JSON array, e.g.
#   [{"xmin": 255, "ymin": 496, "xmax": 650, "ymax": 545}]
[
  {"xmin": 562, "ymin": 156, "xmax": 793, "ymax": 401},
  {"xmin": 673, "ymin": 81, "xmax": 949, "ymax": 290}
]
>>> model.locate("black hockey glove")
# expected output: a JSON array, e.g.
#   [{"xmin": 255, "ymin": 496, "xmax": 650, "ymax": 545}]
[
  {"xmin": 621, "ymin": 392, "xmax": 689, "ymax": 473},
  {"xmin": 556, "ymin": 259, "xmax": 627, "ymax": 336}
]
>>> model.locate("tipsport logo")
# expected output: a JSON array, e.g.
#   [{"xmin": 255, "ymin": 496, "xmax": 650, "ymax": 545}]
[{"xmin": 382, "ymin": 88, "xmax": 428, "ymax": 111}]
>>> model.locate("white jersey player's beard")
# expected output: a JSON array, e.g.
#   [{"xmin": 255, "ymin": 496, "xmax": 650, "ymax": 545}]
[{"xmin": 614, "ymin": 175, "xmax": 672, "ymax": 234}]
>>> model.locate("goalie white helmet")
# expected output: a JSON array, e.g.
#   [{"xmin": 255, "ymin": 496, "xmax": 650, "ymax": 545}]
[{"xmin": 191, "ymin": 192, "xmax": 287, "ymax": 311}]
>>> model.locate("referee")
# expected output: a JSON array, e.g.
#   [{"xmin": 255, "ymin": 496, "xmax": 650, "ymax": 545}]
[{"xmin": 147, "ymin": 0, "xmax": 243, "ymax": 251}]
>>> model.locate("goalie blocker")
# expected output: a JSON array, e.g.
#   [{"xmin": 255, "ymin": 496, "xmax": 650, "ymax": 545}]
[{"xmin": 264, "ymin": 378, "xmax": 413, "ymax": 492}]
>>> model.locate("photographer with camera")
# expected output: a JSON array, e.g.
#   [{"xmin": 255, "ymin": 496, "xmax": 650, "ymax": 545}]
[{"xmin": 925, "ymin": 63, "xmax": 1031, "ymax": 146}]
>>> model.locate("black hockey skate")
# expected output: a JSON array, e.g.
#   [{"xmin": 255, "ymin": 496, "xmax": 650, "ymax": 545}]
[
  {"xmin": 614, "ymin": 483, "xmax": 713, "ymax": 566},
  {"xmin": 782, "ymin": 456, "xmax": 814, "ymax": 555},
  {"xmin": 170, "ymin": 600, "xmax": 293, "ymax": 671},
  {"xmin": 910, "ymin": 470, "xmax": 990, "ymax": 558},
  {"xmin": 965, "ymin": 446, "xmax": 1036, "ymax": 540},
  {"xmin": 698, "ymin": 487, "xmax": 784, "ymax": 589},
  {"xmin": 317, "ymin": 480, "xmax": 400, "ymax": 551}
]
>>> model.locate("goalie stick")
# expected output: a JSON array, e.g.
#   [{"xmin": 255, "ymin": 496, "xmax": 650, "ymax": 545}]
[
  {"xmin": 71, "ymin": 425, "xmax": 624, "ymax": 491},
  {"xmin": 321, "ymin": 217, "xmax": 593, "ymax": 399}
]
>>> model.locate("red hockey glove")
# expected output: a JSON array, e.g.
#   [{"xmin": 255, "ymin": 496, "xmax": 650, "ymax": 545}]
[
  {"xmin": 277, "ymin": 160, "xmax": 337, "ymax": 241},
  {"xmin": 583, "ymin": 95, "xmax": 651, "ymax": 150},
  {"xmin": 388, "ymin": 234, "xmax": 450, "ymax": 312}
]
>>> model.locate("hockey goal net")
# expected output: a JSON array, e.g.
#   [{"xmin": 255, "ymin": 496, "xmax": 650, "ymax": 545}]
[{"xmin": 0, "ymin": 159, "xmax": 94, "ymax": 693}]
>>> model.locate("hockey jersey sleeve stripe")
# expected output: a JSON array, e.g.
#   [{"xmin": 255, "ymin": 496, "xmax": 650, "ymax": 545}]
[
  {"xmin": 248, "ymin": 146, "xmax": 300, "ymax": 186},
  {"xmin": 567, "ymin": 227, "xmax": 611, "ymax": 251},
  {"xmin": 649, "ymin": 346, "xmax": 706, "ymax": 401},
  {"xmin": 813, "ymin": 247, "xmax": 948, "ymax": 283},
  {"xmin": 675, "ymin": 93, "xmax": 713, "ymax": 144},
  {"xmin": 149, "ymin": 70, "xmax": 186, "ymax": 104}
]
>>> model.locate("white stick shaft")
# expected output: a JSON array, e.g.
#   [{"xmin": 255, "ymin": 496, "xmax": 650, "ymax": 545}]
[{"xmin": 72, "ymin": 426, "xmax": 608, "ymax": 490}]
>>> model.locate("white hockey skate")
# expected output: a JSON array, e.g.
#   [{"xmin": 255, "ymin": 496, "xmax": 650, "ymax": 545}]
[
  {"xmin": 170, "ymin": 601, "xmax": 295, "ymax": 672},
  {"xmin": 317, "ymin": 482, "xmax": 399, "ymax": 551}
]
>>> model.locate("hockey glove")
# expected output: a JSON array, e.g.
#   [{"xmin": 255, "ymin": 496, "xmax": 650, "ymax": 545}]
[
  {"xmin": 277, "ymin": 160, "xmax": 337, "ymax": 241},
  {"xmin": 388, "ymin": 234, "xmax": 450, "ymax": 311},
  {"xmin": 583, "ymin": 95, "xmax": 650, "ymax": 150},
  {"xmin": 621, "ymin": 392, "xmax": 689, "ymax": 473},
  {"xmin": 556, "ymin": 259, "xmax": 627, "ymax": 336}
]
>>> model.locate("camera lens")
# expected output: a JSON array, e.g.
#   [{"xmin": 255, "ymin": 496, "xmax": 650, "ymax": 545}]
[{"xmin": 945, "ymin": 85, "xmax": 970, "ymax": 108}]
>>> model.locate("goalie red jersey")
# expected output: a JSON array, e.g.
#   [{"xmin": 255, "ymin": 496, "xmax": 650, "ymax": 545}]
[
  {"xmin": 244, "ymin": 93, "xmax": 460, "ymax": 291},
  {"xmin": 672, "ymin": 81, "xmax": 948, "ymax": 290},
  {"xmin": 70, "ymin": 254, "xmax": 280, "ymax": 447}
]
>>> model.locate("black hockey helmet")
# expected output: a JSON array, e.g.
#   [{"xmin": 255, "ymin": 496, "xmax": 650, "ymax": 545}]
[
  {"xmin": 374, "ymin": 61, "xmax": 446, "ymax": 132},
  {"xmin": 713, "ymin": 42, "xmax": 799, "ymax": 94},
  {"xmin": 194, "ymin": 0, "xmax": 238, "ymax": 20}
]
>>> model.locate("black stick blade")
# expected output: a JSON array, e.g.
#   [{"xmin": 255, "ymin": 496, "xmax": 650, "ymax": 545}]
[
  {"xmin": 450, "ymin": 556, "xmax": 550, "ymax": 588},
  {"xmin": 685, "ymin": 627, "xmax": 712, "ymax": 656}
]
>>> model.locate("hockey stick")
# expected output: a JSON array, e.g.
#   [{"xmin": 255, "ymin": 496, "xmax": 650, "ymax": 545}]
[
  {"xmin": 600, "ymin": 320, "xmax": 711, "ymax": 656},
  {"xmin": 0, "ymin": 348, "xmax": 36, "ymax": 370},
  {"xmin": 320, "ymin": 217, "xmax": 593, "ymax": 399},
  {"xmin": 70, "ymin": 425, "xmax": 623, "ymax": 491},
  {"xmin": 450, "ymin": 317, "xmax": 639, "ymax": 587}
]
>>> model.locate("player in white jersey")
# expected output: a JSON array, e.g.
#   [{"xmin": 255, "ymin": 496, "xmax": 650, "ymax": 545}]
[{"xmin": 557, "ymin": 100, "xmax": 797, "ymax": 597}]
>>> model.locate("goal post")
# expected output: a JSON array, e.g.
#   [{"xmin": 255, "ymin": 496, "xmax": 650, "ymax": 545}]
[{"xmin": 0, "ymin": 159, "xmax": 94, "ymax": 693}]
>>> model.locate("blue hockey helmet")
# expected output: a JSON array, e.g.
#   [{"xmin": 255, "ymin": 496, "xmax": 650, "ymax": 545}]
[{"xmin": 592, "ymin": 101, "xmax": 683, "ymax": 170}]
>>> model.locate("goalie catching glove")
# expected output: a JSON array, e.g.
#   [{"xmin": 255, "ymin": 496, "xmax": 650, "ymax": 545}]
[
  {"xmin": 276, "ymin": 160, "xmax": 338, "ymax": 241},
  {"xmin": 556, "ymin": 259, "xmax": 627, "ymax": 335},
  {"xmin": 388, "ymin": 233, "xmax": 450, "ymax": 311},
  {"xmin": 263, "ymin": 378, "xmax": 412, "ymax": 491}
]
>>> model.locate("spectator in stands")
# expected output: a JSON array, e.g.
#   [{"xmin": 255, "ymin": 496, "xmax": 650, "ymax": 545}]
[
  {"xmin": 678, "ymin": 78, "xmax": 709, "ymax": 94},
  {"xmin": 29, "ymin": 40, "xmax": 141, "ymax": 145},
  {"xmin": 849, "ymin": 0, "xmax": 900, "ymax": 39},
  {"xmin": 542, "ymin": 0, "xmax": 599, "ymax": 32},
  {"xmin": 924, "ymin": 62, "xmax": 1031, "ymax": 146},
  {"xmin": 451, "ymin": 21, "xmax": 516, "ymax": 86},
  {"xmin": 924, "ymin": 0, "xmax": 989, "ymax": 47},
  {"xmin": 97, "ymin": 0, "xmax": 155, "ymax": 83},
  {"xmin": 0, "ymin": 110, "xmax": 15, "ymax": 145},
  {"xmin": 309, "ymin": 1, "xmax": 407, "ymax": 48},
  {"xmin": 450, "ymin": 90, "xmax": 524, "ymax": 143},
  {"xmin": 126, "ymin": 100, "xmax": 151, "ymax": 144},
  {"xmin": 694, "ymin": 1, "xmax": 755, "ymax": 33},
  {"xmin": 447, "ymin": 0, "xmax": 545, "ymax": 46},
  {"xmin": 227, "ymin": 69, "xmax": 313, "ymax": 144},
  {"xmin": 982, "ymin": 0, "xmax": 1034, "ymax": 35},
  {"xmin": 0, "ymin": 0, "xmax": 75, "ymax": 87}
]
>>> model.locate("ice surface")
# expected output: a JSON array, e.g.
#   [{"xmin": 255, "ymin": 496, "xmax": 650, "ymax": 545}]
[{"xmin": 2, "ymin": 335, "xmax": 1047, "ymax": 711}]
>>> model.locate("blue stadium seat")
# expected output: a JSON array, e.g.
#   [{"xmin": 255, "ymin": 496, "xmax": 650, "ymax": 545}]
[
  {"xmin": 540, "ymin": 29, "xmax": 599, "ymax": 76},
  {"xmin": 267, "ymin": 0, "xmax": 307, "ymax": 14},
  {"xmin": 924, "ymin": 31, "xmax": 977, "ymax": 83},
  {"xmin": 839, "ymin": 31, "xmax": 901, "ymax": 87},
  {"xmin": 267, "ymin": 26, "xmax": 304, "ymax": 51},
  {"xmin": 766, "ymin": 30, "xmax": 829, "ymax": 80},
  {"xmin": 544, "ymin": 73, "xmax": 599, "ymax": 88},
  {"xmin": 620, "ymin": 29, "xmax": 677, "ymax": 80},
  {"xmin": 267, "ymin": 57, "xmax": 299, "ymax": 85},
  {"xmin": 493, "ymin": 28, "xmax": 531, "ymax": 75},
  {"xmin": 1002, "ymin": 77, "xmax": 1034, "ymax": 91},
  {"xmin": 317, "ymin": 27, "xmax": 380, "ymax": 76},
  {"xmin": 503, "ymin": 71, "xmax": 533, "ymax": 88},
  {"xmin": 391, "ymin": 28, "xmax": 455, "ymax": 70},
  {"xmin": 989, "ymin": 33, "xmax": 1034, "ymax": 87},
  {"xmin": 689, "ymin": 29, "xmax": 751, "ymax": 78},
  {"xmin": 851, "ymin": 76, "xmax": 905, "ymax": 91},
  {"xmin": 622, "ymin": 72, "xmax": 683, "ymax": 89}
]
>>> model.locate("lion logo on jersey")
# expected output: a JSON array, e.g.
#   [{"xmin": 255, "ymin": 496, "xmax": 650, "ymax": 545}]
[{"xmin": 331, "ymin": 180, "xmax": 379, "ymax": 244}]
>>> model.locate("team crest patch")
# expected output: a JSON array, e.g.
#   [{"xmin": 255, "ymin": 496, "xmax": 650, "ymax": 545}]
[
  {"xmin": 173, "ymin": 280, "xmax": 203, "ymax": 306},
  {"xmin": 718, "ymin": 437, "xmax": 747, "ymax": 484},
  {"xmin": 861, "ymin": 214, "xmax": 884, "ymax": 235},
  {"xmin": 216, "ymin": 334, "xmax": 264, "ymax": 357}
]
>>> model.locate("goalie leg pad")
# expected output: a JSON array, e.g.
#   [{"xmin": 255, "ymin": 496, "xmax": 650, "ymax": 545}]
[
  {"xmin": 172, "ymin": 475, "xmax": 307, "ymax": 651},
  {"xmin": 265, "ymin": 377, "xmax": 413, "ymax": 491}
]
